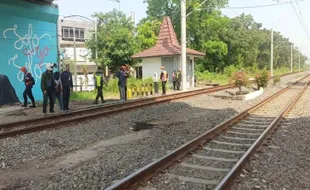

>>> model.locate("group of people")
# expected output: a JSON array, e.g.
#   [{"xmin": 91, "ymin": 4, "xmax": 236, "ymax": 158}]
[
  {"xmin": 21, "ymin": 63, "xmax": 73, "ymax": 115},
  {"xmin": 21, "ymin": 64, "xmax": 182, "ymax": 115},
  {"xmin": 155, "ymin": 67, "xmax": 182, "ymax": 95}
]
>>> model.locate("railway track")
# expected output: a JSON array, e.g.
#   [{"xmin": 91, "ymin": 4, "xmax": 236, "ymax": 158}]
[
  {"xmin": 105, "ymin": 75, "xmax": 310, "ymax": 190},
  {"xmin": 0, "ymin": 84, "xmax": 234, "ymax": 139},
  {"xmin": 0, "ymin": 71, "xmax": 306, "ymax": 140}
]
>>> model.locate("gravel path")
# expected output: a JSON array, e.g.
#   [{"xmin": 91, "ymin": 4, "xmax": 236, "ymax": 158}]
[
  {"xmin": 231, "ymin": 87, "xmax": 310, "ymax": 190},
  {"xmin": 0, "ymin": 71, "xmax": 308, "ymax": 189}
]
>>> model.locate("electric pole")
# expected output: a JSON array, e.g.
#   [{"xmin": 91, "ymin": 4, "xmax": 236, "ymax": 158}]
[
  {"xmin": 291, "ymin": 43, "xmax": 293, "ymax": 73},
  {"xmin": 298, "ymin": 51, "xmax": 300, "ymax": 71},
  {"xmin": 270, "ymin": 26, "xmax": 274, "ymax": 76},
  {"xmin": 73, "ymin": 27, "xmax": 77, "ymax": 91},
  {"xmin": 181, "ymin": 0, "xmax": 187, "ymax": 90}
]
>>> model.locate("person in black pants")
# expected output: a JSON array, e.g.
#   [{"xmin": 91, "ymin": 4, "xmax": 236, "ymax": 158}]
[
  {"xmin": 20, "ymin": 67, "xmax": 36, "ymax": 108},
  {"xmin": 93, "ymin": 68, "xmax": 107, "ymax": 104},
  {"xmin": 41, "ymin": 63, "xmax": 55, "ymax": 115},
  {"xmin": 160, "ymin": 66, "xmax": 168, "ymax": 95},
  {"xmin": 61, "ymin": 64, "xmax": 73, "ymax": 111}
]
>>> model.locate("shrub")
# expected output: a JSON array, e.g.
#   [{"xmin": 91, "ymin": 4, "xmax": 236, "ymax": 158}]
[
  {"xmin": 229, "ymin": 71, "xmax": 249, "ymax": 91},
  {"xmin": 255, "ymin": 70, "xmax": 270, "ymax": 90},
  {"xmin": 273, "ymin": 76, "xmax": 280, "ymax": 85}
]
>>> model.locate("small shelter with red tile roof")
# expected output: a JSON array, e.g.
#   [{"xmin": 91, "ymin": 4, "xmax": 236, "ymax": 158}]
[{"xmin": 132, "ymin": 16, "xmax": 205, "ymax": 88}]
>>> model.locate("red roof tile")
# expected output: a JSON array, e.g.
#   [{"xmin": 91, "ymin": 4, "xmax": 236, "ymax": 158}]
[{"xmin": 132, "ymin": 17, "xmax": 205, "ymax": 59}]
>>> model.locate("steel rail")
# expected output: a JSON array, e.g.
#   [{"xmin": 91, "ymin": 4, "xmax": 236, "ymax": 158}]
[
  {"xmin": 215, "ymin": 77, "xmax": 309, "ymax": 189},
  {"xmin": 0, "ymin": 71, "xmax": 306, "ymax": 139},
  {"xmin": 104, "ymin": 75, "xmax": 309, "ymax": 190},
  {"xmin": 0, "ymin": 84, "xmax": 234, "ymax": 139}
]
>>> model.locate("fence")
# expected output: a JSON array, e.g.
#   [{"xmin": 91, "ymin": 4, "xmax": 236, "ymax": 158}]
[{"xmin": 127, "ymin": 84, "xmax": 154, "ymax": 99}]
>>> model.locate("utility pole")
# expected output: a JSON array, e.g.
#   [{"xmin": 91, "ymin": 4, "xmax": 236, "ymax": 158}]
[
  {"xmin": 270, "ymin": 26, "xmax": 274, "ymax": 77},
  {"xmin": 95, "ymin": 20, "xmax": 98, "ymax": 64},
  {"xmin": 298, "ymin": 51, "xmax": 300, "ymax": 71},
  {"xmin": 181, "ymin": 0, "xmax": 187, "ymax": 90},
  {"xmin": 291, "ymin": 43, "xmax": 293, "ymax": 73},
  {"xmin": 73, "ymin": 27, "xmax": 77, "ymax": 91}
]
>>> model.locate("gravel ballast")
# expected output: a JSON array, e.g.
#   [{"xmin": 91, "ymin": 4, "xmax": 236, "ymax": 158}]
[
  {"xmin": 231, "ymin": 87, "xmax": 310, "ymax": 190},
  {"xmin": 0, "ymin": 71, "xmax": 308, "ymax": 189}
]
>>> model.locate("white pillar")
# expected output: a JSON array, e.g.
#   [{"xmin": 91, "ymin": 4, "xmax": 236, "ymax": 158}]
[
  {"xmin": 181, "ymin": 0, "xmax": 187, "ymax": 90},
  {"xmin": 73, "ymin": 27, "xmax": 77, "ymax": 91},
  {"xmin": 291, "ymin": 44, "xmax": 293, "ymax": 73},
  {"xmin": 270, "ymin": 26, "xmax": 274, "ymax": 76}
]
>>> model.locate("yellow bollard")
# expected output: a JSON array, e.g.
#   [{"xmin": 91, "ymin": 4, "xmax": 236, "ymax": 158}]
[{"xmin": 127, "ymin": 88, "xmax": 132, "ymax": 99}]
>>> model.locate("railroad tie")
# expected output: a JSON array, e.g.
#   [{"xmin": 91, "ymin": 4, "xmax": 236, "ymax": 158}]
[
  {"xmin": 165, "ymin": 173, "xmax": 219, "ymax": 185},
  {"xmin": 180, "ymin": 162, "xmax": 230, "ymax": 172},
  {"xmin": 204, "ymin": 146, "xmax": 245, "ymax": 154},
  {"xmin": 191, "ymin": 154, "xmax": 238, "ymax": 162}
]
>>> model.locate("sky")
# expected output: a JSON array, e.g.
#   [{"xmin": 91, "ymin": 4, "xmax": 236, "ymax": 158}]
[{"xmin": 56, "ymin": 0, "xmax": 310, "ymax": 58}]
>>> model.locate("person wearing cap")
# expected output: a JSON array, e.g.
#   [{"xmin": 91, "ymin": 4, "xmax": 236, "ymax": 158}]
[
  {"xmin": 61, "ymin": 64, "xmax": 73, "ymax": 111},
  {"xmin": 160, "ymin": 66, "xmax": 168, "ymax": 95},
  {"xmin": 176, "ymin": 68, "xmax": 182, "ymax": 90},
  {"xmin": 20, "ymin": 67, "xmax": 36, "ymax": 108},
  {"xmin": 116, "ymin": 65, "xmax": 127, "ymax": 101},
  {"xmin": 41, "ymin": 63, "xmax": 55, "ymax": 115}
]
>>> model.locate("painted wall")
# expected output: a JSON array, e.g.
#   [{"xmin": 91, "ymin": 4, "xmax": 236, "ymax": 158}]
[
  {"xmin": 141, "ymin": 57, "xmax": 161, "ymax": 79},
  {"xmin": 0, "ymin": 0, "xmax": 59, "ymax": 103}
]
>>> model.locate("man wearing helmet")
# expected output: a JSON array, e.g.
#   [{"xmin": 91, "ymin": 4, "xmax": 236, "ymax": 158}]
[
  {"xmin": 20, "ymin": 67, "xmax": 36, "ymax": 108},
  {"xmin": 41, "ymin": 63, "xmax": 56, "ymax": 115}
]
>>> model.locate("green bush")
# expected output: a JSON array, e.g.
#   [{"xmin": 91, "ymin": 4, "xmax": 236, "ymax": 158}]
[
  {"xmin": 273, "ymin": 76, "xmax": 280, "ymax": 85},
  {"xmin": 195, "ymin": 71, "xmax": 228, "ymax": 85},
  {"xmin": 255, "ymin": 70, "xmax": 269, "ymax": 90}
]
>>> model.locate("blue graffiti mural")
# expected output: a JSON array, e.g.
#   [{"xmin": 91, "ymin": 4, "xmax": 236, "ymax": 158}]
[{"xmin": 0, "ymin": 0, "xmax": 59, "ymax": 103}]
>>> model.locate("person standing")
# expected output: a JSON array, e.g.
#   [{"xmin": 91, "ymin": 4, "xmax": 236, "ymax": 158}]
[
  {"xmin": 93, "ymin": 68, "xmax": 107, "ymax": 104},
  {"xmin": 172, "ymin": 70, "xmax": 177, "ymax": 90},
  {"xmin": 160, "ymin": 66, "xmax": 168, "ymax": 95},
  {"xmin": 176, "ymin": 68, "xmax": 182, "ymax": 90},
  {"xmin": 20, "ymin": 67, "xmax": 36, "ymax": 108},
  {"xmin": 153, "ymin": 72, "xmax": 159, "ymax": 94},
  {"xmin": 61, "ymin": 64, "xmax": 73, "ymax": 111},
  {"xmin": 124, "ymin": 64, "xmax": 130, "ymax": 101},
  {"xmin": 41, "ymin": 63, "xmax": 55, "ymax": 115},
  {"xmin": 116, "ymin": 66, "xmax": 126, "ymax": 101},
  {"xmin": 54, "ymin": 71, "xmax": 63, "ymax": 111}
]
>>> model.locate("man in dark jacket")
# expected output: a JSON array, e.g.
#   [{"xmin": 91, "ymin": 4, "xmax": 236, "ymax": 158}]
[
  {"xmin": 116, "ymin": 65, "xmax": 127, "ymax": 101},
  {"xmin": 20, "ymin": 67, "xmax": 36, "ymax": 108},
  {"xmin": 41, "ymin": 63, "xmax": 55, "ymax": 115},
  {"xmin": 93, "ymin": 68, "xmax": 107, "ymax": 104},
  {"xmin": 61, "ymin": 64, "xmax": 73, "ymax": 111}
]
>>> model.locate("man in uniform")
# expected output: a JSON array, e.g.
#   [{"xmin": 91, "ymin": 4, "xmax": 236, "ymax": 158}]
[
  {"xmin": 20, "ymin": 67, "xmax": 36, "ymax": 108},
  {"xmin": 61, "ymin": 64, "xmax": 73, "ymax": 111},
  {"xmin": 93, "ymin": 67, "xmax": 107, "ymax": 104}
]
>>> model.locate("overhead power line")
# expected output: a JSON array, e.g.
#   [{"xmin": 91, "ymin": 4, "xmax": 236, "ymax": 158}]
[
  {"xmin": 290, "ymin": 1, "xmax": 310, "ymax": 41},
  {"xmin": 223, "ymin": 0, "xmax": 304, "ymax": 9}
]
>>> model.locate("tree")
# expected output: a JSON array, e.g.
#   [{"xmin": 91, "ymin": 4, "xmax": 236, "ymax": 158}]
[
  {"xmin": 135, "ymin": 19, "xmax": 162, "ymax": 51},
  {"xmin": 87, "ymin": 10, "xmax": 136, "ymax": 72}
]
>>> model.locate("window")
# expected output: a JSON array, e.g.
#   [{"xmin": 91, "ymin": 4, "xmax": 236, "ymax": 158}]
[{"xmin": 62, "ymin": 27, "xmax": 85, "ymax": 42}]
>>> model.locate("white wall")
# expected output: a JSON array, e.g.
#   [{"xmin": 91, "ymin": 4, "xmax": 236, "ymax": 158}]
[{"xmin": 141, "ymin": 57, "xmax": 161, "ymax": 79}]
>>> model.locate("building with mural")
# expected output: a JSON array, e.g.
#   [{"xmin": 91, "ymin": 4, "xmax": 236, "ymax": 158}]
[{"xmin": 0, "ymin": 0, "xmax": 59, "ymax": 104}]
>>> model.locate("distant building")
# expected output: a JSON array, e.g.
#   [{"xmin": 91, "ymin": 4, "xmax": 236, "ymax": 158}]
[
  {"xmin": 132, "ymin": 16, "xmax": 205, "ymax": 89},
  {"xmin": 58, "ymin": 17, "xmax": 97, "ymax": 91}
]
